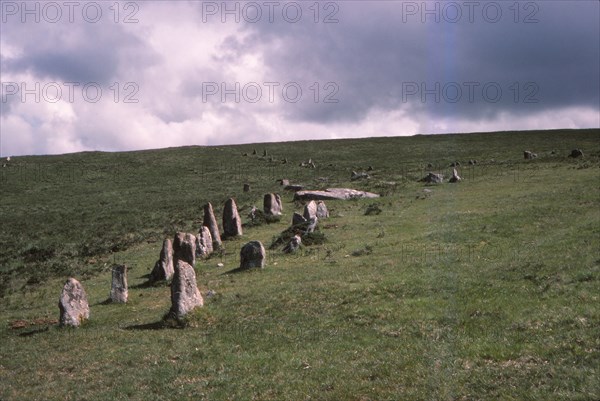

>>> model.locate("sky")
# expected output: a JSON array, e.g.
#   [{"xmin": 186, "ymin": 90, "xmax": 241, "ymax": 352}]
[{"xmin": 1, "ymin": 0, "xmax": 598, "ymax": 156}]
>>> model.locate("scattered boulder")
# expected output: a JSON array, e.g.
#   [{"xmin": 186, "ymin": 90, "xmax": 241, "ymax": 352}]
[
  {"xmin": 58, "ymin": 278, "xmax": 90, "ymax": 327},
  {"xmin": 449, "ymin": 168, "xmax": 462, "ymax": 183},
  {"xmin": 285, "ymin": 184, "xmax": 304, "ymax": 192},
  {"xmin": 223, "ymin": 198, "xmax": 243, "ymax": 238},
  {"xmin": 524, "ymin": 151, "xmax": 537, "ymax": 159},
  {"xmin": 351, "ymin": 171, "xmax": 370, "ymax": 180},
  {"xmin": 569, "ymin": 149, "xmax": 584, "ymax": 158},
  {"xmin": 264, "ymin": 193, "xmax": 283, "ymax": 216},
  {"xmin": 420, "ymin": 172, "xmax": 444, "ymax": 184},
  {"xmin": 203, "ymin": 202, "xmax": 222, "ymax": 249},
  {"xmin": 151, "ymin": 239, "xmax": 174, "ymax": 282},
  {"xmin": 316, "ymin": 201, "xmax": 329, "ymax": 218},
  {"xmin": 110, "ymin": 264, "xmax": 128, "ymax": 303},
  {"xmin": 243, "ymin": 183, "xmax": 251, "ymax": 192},
  {"xmin": 292, "ymin": 212, "xmax": 307, "ymax": 226},
  {"xmin": 294, "ymin": 188, "xmax": 380, "ymax": 201},
  {"xmin": 170, "ymin": 260, "xmax": 203, "ymax": 318},
  {"xmin": 278, "ymin": 179, "xmax": 290, "ymax": 186},
  {"xmin": 303, "ymin": 200, "xmax": 318, "ymax": 220},
  {"xmin": 468, "ymin": 159, "xmax": 477, "ymax": 165},
  {"xmin": 240, "ymin": 241, "xmax": 266, "ymax": 269},
  {"xmin": 450, "ymin": 161, "xmax": 461, "ymax": 167},
  {"xmin": 173, "ymin": 232, "xmax": 196, "ymax": 267},
  {"xmin": 282, "ymin": 235, "xmax": 302, "ymax": 254},
  {"xmin": 282, "ymin": 158, "xmax": 288, "ymax": 164},
  {"xmin": 196, "ymin": 226, "xmax": 213, "ymax": 259}
]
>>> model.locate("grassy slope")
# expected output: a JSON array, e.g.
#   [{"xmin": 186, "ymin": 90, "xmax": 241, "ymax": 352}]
[{"xmin": 0, "ymin": 129, "xmax": 599, "ymax": 400}]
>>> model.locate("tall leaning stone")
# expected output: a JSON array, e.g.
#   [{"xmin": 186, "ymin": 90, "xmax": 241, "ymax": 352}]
[
  {"xmin": 110, "ymin": 264, "xmax": 128, "ymax": 303},
  {"xmin": 59, "ymin": 278, "xmax": 90, "ymax": 327},
  {"xmin": 174, "ymin": 232, "xmax": 196, "ymax": 267},
  {"xmin": 151, "ymin": 239, "xmax": 174, "ymax": 282},
  {"xmin": 240, "ymin": 241, "xmax": 266, "ymax": 269},
  {"xmin": 203, "ymin": 202, "xmax": 222, "ymax": 249},
  {"xmin": 170, "ymin": 260, "xmax": 203, "ymax": 318},
  {"xmin": 223, "ymin": 198, "xmax": 243, "ymax": 238},
  {"xmin": 196, "ymin": 226, "xmax": 213, "ymax": 258},
  {"xmin": 264, "ymin": 193, "xmax": 283, "ymax": 216}
]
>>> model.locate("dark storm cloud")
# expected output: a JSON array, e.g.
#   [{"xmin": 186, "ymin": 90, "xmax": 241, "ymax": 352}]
[{"xmin": 234, "ymin": 0, "xmax": 599, "ymax": 124}]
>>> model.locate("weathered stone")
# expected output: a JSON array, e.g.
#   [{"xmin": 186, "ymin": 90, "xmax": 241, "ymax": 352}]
[
  {"xmin": 569, "ymin": 149, "xmax": 584, "ymax": 158},
  {"xmin": 468, "ymin": 159, "xmax": 477, "ymax": 165},
  {"xmin": 449, "ymin": 168, "xmax": 462, "ymax": 183},
  {"xmin": 294, "ymin": 188, "xmax": 380, "ymax": 201},
  {"xmin": 110, "ymin": 264, "xmax": 128, "ymax": 303},
  {"xmin": 305, "ymin": 217, "xmax": 318, "ymax": 234},
  {"xmin": 292, "ymin": 212, "xmax": 307, "ymax": 226},
  {"xmin": 59, "ymin": 278, "xmax": 90, "ymax": 327},
  {"xmin": 240, "ymin": 241, "xmax": 266, "ymax": 269},
  {"xmin": 252, "ymin": 148, "xmax": 257, "ymax": 155},
  {"xmin": 264, "ymin": 193, "xmax": 283, "ymax": 216},
  {"xmin": 203, "ymin": 202, "xmax": 222, "ymax": 249},
  {"xmin": 420, "ymin": 173, "xmax": 444, "ymax": 184},
  {"xmin": 283, "ymin": 235, "xmax": 302, "ymax": 253},
  {"xmin": 243, "ymin": 183, "xmax": 251, "ymax": 192},
  {"xmin": 151, "ymin": 239, "xmax": 174, "ymax": 282},
  {"xmin": 524, "ymin": 151, "xmax": 537, "ymax": 160},
  {"xmin": 278, "ymin": 179, "xmax": 290, "ymax": 186},
  {"xmin": 174, "ymin": 232, "xmax": 196, "ymax": 267},
  {"xmin": 223, "ymin": 198, "xmax": 243, "ymax": 238},
  {"xmin": 170, "ymin": 260, "xmax": 203, "ymax": 318},
  {"xmin": 316, "ymin": 201, "xmax": 329, "ymax": 218},
  {"xmin": 285, "ymin": 184, "xmax": 304, "ymax": 192},
  {"xmin": 303, "ymin": 200, "xmax": 318, "ymax": 220},
  {"xmin": 196, "ymin": 226, "xmax": 213, "ymax": 259},
  {"xmin": 351, "ymin": 171, "xmax": 370, "ymax": 180},
  {"xmin": 263, "ymin": 149, "xmax": 268, "ymax": 157}
]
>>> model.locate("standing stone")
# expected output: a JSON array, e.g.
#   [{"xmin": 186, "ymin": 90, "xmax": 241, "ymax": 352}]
[
  {"xmin": 420, "ymin": 172, "xmax": 444, "ymax": 184},
  {"xmin": 306, "ymin": 217, "xmax": 318, "ymax": 234},
  {"xmin": 174, "ymin": 232, "xmax": 196, "ymax": 267},
  {"xmin": 203, "ymin": 202, "xmax": 222, "ymax": 249},
  {"xmin": 524, "ymin": 151, "xmax": 537, "ymax": 159},
  {"xmin": 303, "ymin": 200, "xmax": 318, "ymax": 220},
  {"xmin": 449, "ymin": 168, "xmax": 462, "ymax": 183},
  {"xmin": 223, "ymin": 198, "xmax": 243, "ymax": 238},
  {"xmin": 110, "ymin": 264, "xmax": 128, "ymax": 303},
  {"xmin": 569, "ymin": 149, "xmax": 584, "ymax": 158},
  {"xmin": 279, "ymin": 179, "xmax": 290, "ymax": 186},
  {"xmin": 170, "ymin": 260, "xmax": 203, "ymax": 318},
  {"xmin": 243, "ymin": 183, "xmax": 251, "ymax": 192},
  {"xmin": 283, "ymin": 235, "xmax": 302, "ymax": 254},
  {"xmin": 59, "ymin": 278, "xmax": 90, "ymax": 327},
  {"xmin": 292, "ymin": 212, "xmax": 307, "ymax": 226},
  {"xmin": 196, "ymin": 226, "xmax": 213, "ymax": 259},
  {"xmin": 316, "ymin": 201, "xmax": 329, "ymax": 218},
  {"xmin": 240, "ymin": 241, "xmax": 266, "ymax": 269},
  {"xmin": 264, "ymin": 193, "xmax": 283, "ymax": 216},
  {"xmin": 151, "ymin": 238, "xmax": 174, "ymax": 282}
]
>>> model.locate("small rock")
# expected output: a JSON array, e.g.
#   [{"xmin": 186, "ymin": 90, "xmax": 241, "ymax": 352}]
[
  {"xmin": 420, "ymin": 172, "xmax": 444, "ymax": 184},
  {"xmin": 283, "ymin": 235, "xmax": 302, "ymax": 254},
  {"xmin": 569, "ymin": 149, "xmax": 584, "ymax": 158},
  {"xmin": 217, "ymin": 262, "xmax": 224, "ymax": 268},
  {"xmin": 524, "ymin": 150, "xmax": 537, "ymax": 160},
  {"xmin": 243, "ymin": 183, "xmax": 250, "ymax": 192}
]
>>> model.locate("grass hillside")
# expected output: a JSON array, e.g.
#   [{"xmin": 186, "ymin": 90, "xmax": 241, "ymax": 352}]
[{"xmin": 1, "ymin": 128, "xmax": 599, "ymax": 400}]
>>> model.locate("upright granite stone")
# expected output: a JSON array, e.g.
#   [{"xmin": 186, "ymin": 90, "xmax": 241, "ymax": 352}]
[
  {"xmin": 196, "ymin": 226, "xmax": 213, "ymax": 259},
  {"xmin": 292, "ymin": 212, "xmax": 307, "ymax": 226},
  {"xmin": 203, "ymin": 202, "xmax": 222, "ymax": 249},
  {"xmin": 243, "ymin": 183, "xmax": 251, "ymax": 192},
  {"xmin": 151, "ymin": 239, "xmax": 174, "ymax": 282},
  {"xmin": 174, "ymin": 232, "xmax": 196, "ymax": 267},
  {"xmin": 524, "ymin": 150, "xmax": 537, "ymax": 159},
  {"xmin": 59, "ymin": 278, "xmax": 89, "ymax": 327},
  {"xmin": 303, "ymin": 200, "xmax": 318, "ymax": 221},
  {"xmin": 449, "ymin": 168, "xmax": 462, "ymax": 183},
  {"xmin": 170, "ymin": 260, "xmax": 203, "ymax": 318},
  {"xmin": 264, "ymin": 193, "xmax": 283, "ymax": 216},
  {"xmin": 110, "ymin": 264, "xmax": 128, "ymax": 303},
  {"xmin": 316, "ymin": 201, "xmax": 329, "ymax": 218},
  {"xmin": 223, "ymin": 198, "xmax": 243, "ymax": 238},
  {"xmin": 240, "ymin": 241, "xmax": 266, "ymax": 269},
  {"xmin": 569, "ymin": 149, "xmax": 584, "ymax": 158}
]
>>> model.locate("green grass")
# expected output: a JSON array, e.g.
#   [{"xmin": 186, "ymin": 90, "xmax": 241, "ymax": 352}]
[{"xmin": 1, "ymin": 128, "xmax": 599, "ymax": 400}]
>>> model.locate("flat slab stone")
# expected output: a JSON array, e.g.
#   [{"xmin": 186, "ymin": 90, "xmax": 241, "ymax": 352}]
[{"xmin": 294, "ymin": 188, "xmax": 380, "ymax": 201}]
